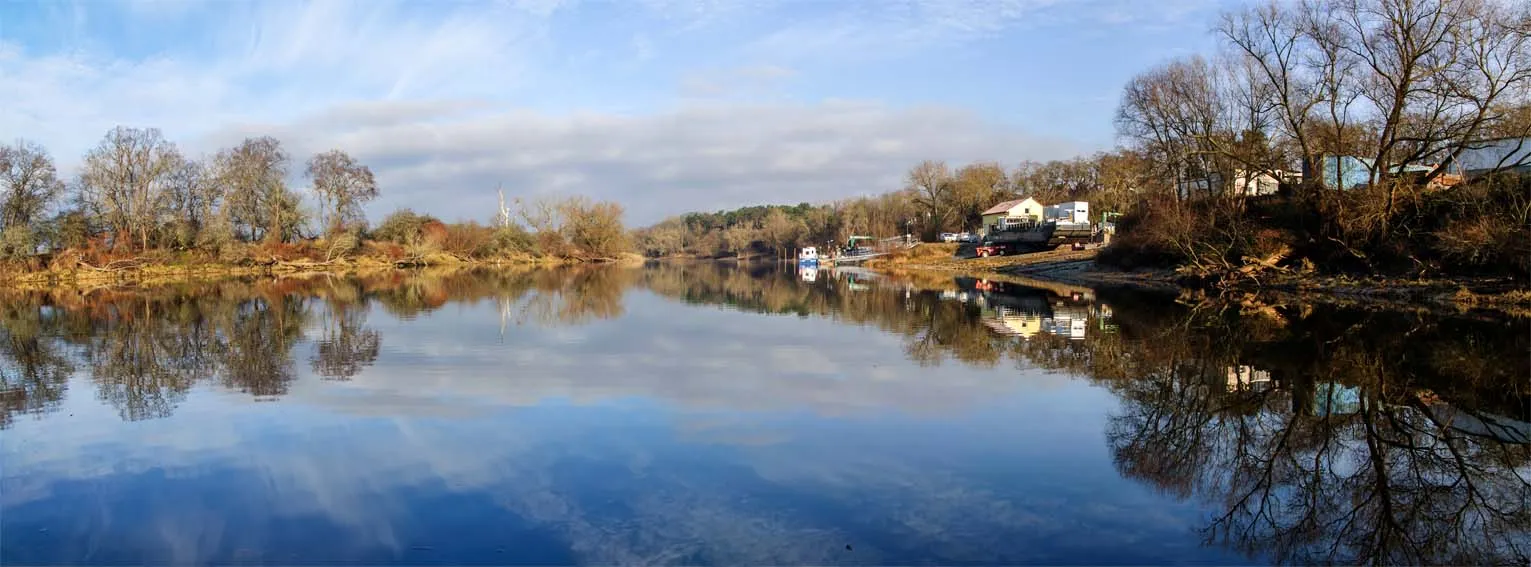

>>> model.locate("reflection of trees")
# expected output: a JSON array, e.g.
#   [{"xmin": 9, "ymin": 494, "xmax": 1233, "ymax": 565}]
[
  {"xmin": 0, "ymin": 267, "xmax": 649, "ymax": 422},
  {"xmin": 902, "ymin": 298, "xmax": 1003, "ymax": 367},
  {"xmin": 1, "ymin": 265, "xmax": 1526, "ymax": 564},
  {"xmin": 218, "ymin": 298, "xmax": 307, "ymax": 397},
  {"xmin": 644, "ymin": 265, "xmax": 1531, "ymax": 564},
  {"xmin": 1110, "ymin": 376, "xmax": 1530, "ymax": 564},
  {"xmin": 639, "ymin": 264, "xmax": 1030, "ymax": 368},
  {"xmin": 0, "ymin": 304, "xmax": 75, "ymax": 428},
  {"xmin": 1101, "ymin": 312, "xmax": 1531, "ymax": 566},
  {"xmin": 508, "ymin": 267, "xmax": 635, "ymax": 326},
  {"xmin": 85, "ymin": 299, "xmax": 210, "ymax": 421},
  {"xmin": 310, "ymin": 300, "xmax": 380, "ymax": 381}
]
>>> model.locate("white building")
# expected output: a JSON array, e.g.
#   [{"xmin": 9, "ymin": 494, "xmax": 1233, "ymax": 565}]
[
  {"xmin": 1044, "ymin": 201, "xmax": 1090, "ymax": 224},
  {"xmin": 980, "ymin": 197, "xmax": 1044, "ymax": 235}
]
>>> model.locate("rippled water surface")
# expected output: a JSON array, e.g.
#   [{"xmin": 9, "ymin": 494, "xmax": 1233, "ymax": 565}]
[{"xmin": 2, "ymin": 265, "xmax": 1527, "ymax": 565}]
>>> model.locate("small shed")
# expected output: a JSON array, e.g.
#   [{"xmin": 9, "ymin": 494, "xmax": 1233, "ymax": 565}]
[{"xmin": 980, "ymin": 197, "xmax": 1042, "ymax": 234}]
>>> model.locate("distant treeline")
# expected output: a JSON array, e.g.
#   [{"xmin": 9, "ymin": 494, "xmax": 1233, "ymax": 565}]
[
  {"xmin": 634, "ymin": 152, "xmax": 1141, "ymax": 258},
  {"xmin": 0, "ymin": 130, "xmax": 629, "ymax": 271}
]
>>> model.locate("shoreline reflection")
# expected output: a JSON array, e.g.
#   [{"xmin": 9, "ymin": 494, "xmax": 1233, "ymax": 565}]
[{"xmin": 1, "ymin": 265, "xmax": 1526, "ymax": 565}]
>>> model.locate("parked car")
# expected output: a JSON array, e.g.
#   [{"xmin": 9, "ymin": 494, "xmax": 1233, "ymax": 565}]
[
  {"xmin": 939, "ymin": 232, "xmax": 959, "ymax": 242},
  {"xmin": 975, "ymin": 242, "xmax": 1012, "ymax": 257},
  {"xmin": 958, "ymin": 232, "xmax": 979, "ymax": 242}
]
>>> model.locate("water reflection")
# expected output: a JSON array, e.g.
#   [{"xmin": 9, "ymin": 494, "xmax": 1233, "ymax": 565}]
[
  {"xmin": 0, "ymin": 303, "xmax": 74, "ymax": 428},
  {"xmin": 311, "ymin": 299, "xmax": 380, "ymax": 381},
  {"xmin": 0, "ymin": 264, "xmax": 1526, "ymax": 565}
]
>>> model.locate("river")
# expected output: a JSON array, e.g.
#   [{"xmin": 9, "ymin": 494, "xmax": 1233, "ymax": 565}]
[{"xmin": 2, "ymin": 264, "xmax": 1527, "ymax": 565}]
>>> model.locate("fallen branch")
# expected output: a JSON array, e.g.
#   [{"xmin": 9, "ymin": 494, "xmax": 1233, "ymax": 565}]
[{"xmin": 77, "ymin": 258, "xmax": 147, "ymax": 272}]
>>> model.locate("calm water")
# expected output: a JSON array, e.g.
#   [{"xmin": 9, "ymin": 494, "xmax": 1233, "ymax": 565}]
[{"xmin": 2, "ymin": 264, "xmax": 1527, "ymax": 565}]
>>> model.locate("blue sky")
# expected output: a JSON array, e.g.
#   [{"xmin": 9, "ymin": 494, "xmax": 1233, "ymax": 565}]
[{"xmin": 0, "ymin": 0, "xmax": 1236, "ymax": 224}]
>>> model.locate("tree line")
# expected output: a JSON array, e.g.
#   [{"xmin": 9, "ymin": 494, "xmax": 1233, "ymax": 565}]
[
  {"xmin": 635, "ymin": 151, "xmax": 1142, "ymax": 258},
  {"xmin": 0, "ymin": 129, "xmax": 630, "ymax": 269}
]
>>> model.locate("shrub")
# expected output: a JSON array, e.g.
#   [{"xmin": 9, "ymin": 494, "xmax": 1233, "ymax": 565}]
[
  {"xmin": 323, "ymin": 230, "xmax": 361, "ymax": 261},
  {"xmin": 441, "ymin": 222, "xmax": 495, "ymax": 258},
  {"xmin": 0, "ymin": 225, "xmax": 36, "ymax": 260},
  {"xmin": 1100, "ymin": 173, "xmax": 1531, "ymax": 279},
  {"xmin": 371, "ymin": 209, "xmax": 438, "ymax": 245},
  {"xmin": 419, "ymin": 220, "xmax": 448, "ymax": 250},
  {"xmin": 363, "ymin": 241, "xmax": 407, "ymax": 261},
  {"xmin": 1429, "ymin": 175, "xmax": 1531, "ymax": 277},
  {"xmin": 217, "ymin": 241, "xmax": 251, "ymax": 264},
  {"xmin": 253, "ymin": 240, "xmax": 321, "ymax": 262},
  {"xmin": 1245, "ymin": 228, "xmax": 1295, "ymax": 261},
  {"xmin": 1098, "ymin": 197, "xmax": 1198, "ymax": 269},
  {"xmin": 51, "ymin": 211, "xmax": 92, "ymax": 252},
  {"xmin": 559, "ymin": 199, "xmax": 628, "ymax": 257},
  {"xmin": 491, "ymin": 224, "xmax": 536, "ymax": 255},
  {"xmin": 162, "ymin": 220, "xmax": 195, "ymax": 250}
]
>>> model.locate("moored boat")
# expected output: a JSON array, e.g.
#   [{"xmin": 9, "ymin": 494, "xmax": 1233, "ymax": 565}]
[{"xmin": 798, "ymin": 246, "xmax": 819, "ymax": 268}]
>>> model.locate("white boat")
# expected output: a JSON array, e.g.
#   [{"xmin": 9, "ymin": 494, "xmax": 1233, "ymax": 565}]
[{"xmin": 797, "ymin": 246, "xmax": 819, "ymax": 267}]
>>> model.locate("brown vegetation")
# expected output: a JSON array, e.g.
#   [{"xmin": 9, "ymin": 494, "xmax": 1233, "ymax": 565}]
[{"xmin": 0, "ymin": 130, "xmax": 633, "ymax": 281}]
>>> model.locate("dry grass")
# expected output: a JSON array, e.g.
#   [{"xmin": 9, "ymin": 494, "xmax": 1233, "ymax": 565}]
[{"xmin": 0, "ymin": 245, "xmax": 593, "ymax": 290}]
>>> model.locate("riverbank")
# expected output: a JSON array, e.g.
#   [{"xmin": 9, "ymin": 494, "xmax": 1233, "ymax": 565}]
[
  {"xmin": 0, "ymin": 252, "xmax": 645, "ymax": 291},
  {"xmin": 866, "ymin": 244, "xmax": 1531, "ymax": 317}
]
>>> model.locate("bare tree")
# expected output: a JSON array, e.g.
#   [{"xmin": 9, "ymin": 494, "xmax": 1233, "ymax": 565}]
[
  {"xmin": 162, "ymin": 158, "xmax": 219, "ymax": 249},
  {"xmin": 1096, "ymin": 150, "xmax": 1150, "ymax": 213},
  {"xmin": 213, "ymin": 136, "xmax": 293, "ymax": 242},
  {"xmin": 305, "ymin": 149, "xmax": 379, "ymax": 233},
  {"xmin": 637, "ymin": 223, "xmax": 687, "ymax": 257},
  {"xmin": 759, "ymin": 208, "xmax": 804, "ymax": 258},
  {"xmin": 1223, "ymin": 0, "xmax": 1530, "ymax": 228},
  {"xmin": 556, "ymin": 196, "xmax": 628, "ymax": 258},
  {"xmin": 1220, "ymin": 2, "xmax": 1323, "ymax": 184},
  {"xmin": 1116, "ymin": 56, "xmax": 1232, "ymax": 200},
  {"xmin": 77, "ymin": 127, "xmax": 182, "ymax": 250},
  {"xmin": 952, "ymin": 162, "xmax": 1009, "ymax": 231},
  {"xmin": 1417, "ymin": 0, "xmax": 1531, "ymax": 173},
  {"xmin": 722, "ymin": 225, "xmax": 754, "ymax": 258},
  {"xmin": 0, "ymin": 140, "xmax": 66, "ymax": 231},
  {"xmin": 907, "ymin": 160, "xmax": 955, "ymax": 231}
]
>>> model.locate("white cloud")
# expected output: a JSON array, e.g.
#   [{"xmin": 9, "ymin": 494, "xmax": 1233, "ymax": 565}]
[
  {"xmin": 0, "ymin": 1, "xmax": 556, "ymax": 145},
  {"xmin": 0, "ymin": 0, "xmax": 1100, "ymax": 226},
  {"xmin": 194, "ymin": 99, "xmax": 1077, "ymax": 224}
]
